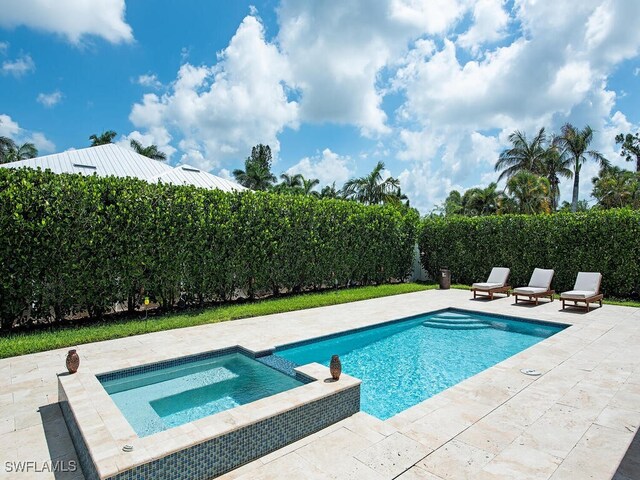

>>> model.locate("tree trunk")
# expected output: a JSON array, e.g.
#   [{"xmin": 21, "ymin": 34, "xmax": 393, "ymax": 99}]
[
  {"xmin": 550, "ymin": 179, "xmax": 558, "ymax": 212},
  {"xmin": 571, "ymin": 169, "xmax": 580, "ymax": 212},
  {"xmin": 636, "ymin": 155, "xmax": 640, "ymax": 173}
]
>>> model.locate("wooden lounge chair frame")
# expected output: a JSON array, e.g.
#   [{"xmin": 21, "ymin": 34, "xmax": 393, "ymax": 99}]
[
  {"xmin": 513, "ymin": 290, "xmax": 555, "ymax": 305},
  {"xmin": 560, "ymin": 272, "xmax": 604, "ymax": 313},
  {"xmin": 471, "ymin": 285, "xmax": 511, "ymax": 300},
  {"xmin": 561, "ymin": 294, "xmax": 603, "ymax": 312}
]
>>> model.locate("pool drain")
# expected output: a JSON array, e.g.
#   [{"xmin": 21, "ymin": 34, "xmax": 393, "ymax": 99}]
[{"xmin": 520, "ymin": 368, "xmax": 541, "ymax": 376}]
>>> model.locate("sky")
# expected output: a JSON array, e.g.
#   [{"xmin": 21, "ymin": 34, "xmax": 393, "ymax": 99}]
[{"xmin": 1, "ymin": 0, "xmax": 639, "ymax": 213}]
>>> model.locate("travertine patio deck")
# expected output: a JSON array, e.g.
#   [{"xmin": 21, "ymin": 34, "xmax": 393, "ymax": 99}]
[{"xmin": 1, "ymin": 289, "xmax": 639, "ymax": 479}]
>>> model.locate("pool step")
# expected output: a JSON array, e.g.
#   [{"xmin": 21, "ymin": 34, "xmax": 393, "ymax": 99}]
[
  {"xmin": 427, "ymin": 316, "xmax": 479, "ymax": 324},
  {"xmin": 431, "ymin": 312, "xmax": 473, "ymax": 320},
  {"xmin": 422, "ymin": 320, "xmax": 491, "ymax": 330}
]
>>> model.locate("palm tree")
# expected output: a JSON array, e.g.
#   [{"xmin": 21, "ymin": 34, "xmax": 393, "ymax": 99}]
[
  {"xmin": 497, "ymin": 195, "xmax": 518, "ymax": 214},
  {"xmin": 274, "ymin": 173, "xmax": 304, "ymax": 193},
  {"xmin": 301, "ymin": 177, "xmax": 320, "ymax": 197},
  {"xmin": 391, "ymin": 188, "xmax": 410, "ymax": 207},
  {"xmin": 130, "ymin": 139, "xmax": 167, "ymax": 161},
  {"xmin": 442, "ymin": 190, "xmax": 463, "ymax": 216},
  {"xmin": 592, "ymin": 166, "xmax": 640, "ymax": 209},
  {"xmin": 454, "ymin": 183, "xmax": 501, "ymax": 216},
  {"xmin": 0, "ymin": 139, "xmax": 38, "ymax": 164},
  {"xmin": 232, "ymin": 159, "xmax": 276, "ymax": 191},
  {"xmin": 342, "ymin": 161, "xmax": 401, "ymax": 205},
  {"xmin": 460, "ymin": 188, "xmax": 483, "ymax": 216},
  {"xmin": 319, "ymin": 182, "xmax": 340, "ymax": 199},
  {"xmin": 233, "ymin": 144, "xmax": 276, "ymax": 191},
  {"xmin": 555, "ymin": 124, "xmax": 609, "ymax": 212},
  {"xmin": 233, "ymin": 163, "xmax": 275, "ymax": 190},
  {"xmin": 615, "ymin": 132, "xmax": 640, "ymax": 172},
  {"xmin": 0, "ymin": 136, "xmax": 17, "ymax": 164},
  {"xmin": 89, "ymin": 130, "xmax": 117, "ymax": 146},
  {"xmin": 495, "ymin": 128, "xmax": 548, "ymax": 182},
  {"xmin": 471, "ymin": 183, "xmax": 501, "ymax": 215},
  {"xmin": 0, "ymin": 136, "xmax": 15, "ymax": 163},
  {"xmin": 538, "ymin": 142, "xmax": 573, "ymax": 211},
  {"xmin": 506, "ymin": 171, "xmax": 551, "ymax": 214},
  {"xmin": 559, "ymin": 199, "xmax": 589, "ymax": 212}
]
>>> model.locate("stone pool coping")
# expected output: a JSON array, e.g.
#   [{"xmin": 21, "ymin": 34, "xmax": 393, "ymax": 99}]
[
  {"xmin": 1, "ymin": 288, "xmax": 639, "ymax": 479},
  {"xmin": 58, "ymin": 351, "xmax": 360, "ymax": 479}
]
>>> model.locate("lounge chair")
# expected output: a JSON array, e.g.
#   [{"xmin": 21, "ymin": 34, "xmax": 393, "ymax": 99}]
[
  {"xmin": 560, "ymin": 272, "xmax": 603, "ymax": 312},
  {"xmin": 470, "ymin": 267, "xmax": 511, "ymax": 300},
  {"xmin": 513, "ymin": 268, "xmax": 555, "ymax": 305}
]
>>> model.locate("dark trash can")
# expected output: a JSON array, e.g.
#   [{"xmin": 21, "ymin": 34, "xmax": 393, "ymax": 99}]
[{"xmin": 439, "ymin": 267, "xmax": 451, "ymax": 290}]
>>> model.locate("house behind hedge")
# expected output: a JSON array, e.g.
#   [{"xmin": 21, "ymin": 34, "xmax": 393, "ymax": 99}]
[{"xmin": 0, "ymin": 143, "xmax": 246, "ymax": 192}]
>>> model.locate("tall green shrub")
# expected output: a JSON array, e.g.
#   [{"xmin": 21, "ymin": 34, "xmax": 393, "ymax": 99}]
[
  {"xmin": 418, "ymin": 211, "xmax": 640, "ymax": 298},
  {"xmin": 0, "ymin": 168, "xmax": 418, "ymax": 330}
]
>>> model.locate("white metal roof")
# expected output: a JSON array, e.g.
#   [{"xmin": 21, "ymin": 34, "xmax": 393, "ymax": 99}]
[
  {"xmin": 150, "ymin": 165, "xmax": 246, "ymax": 192},
  {"xmin": 0, "ymin": 144, "xmax": 246, "ymax": 192}
]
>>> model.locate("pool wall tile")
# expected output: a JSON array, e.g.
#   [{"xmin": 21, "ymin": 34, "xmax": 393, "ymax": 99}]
[{"xmin": 107, "ymin": 384, "xmax": 359, "ymax": 480}]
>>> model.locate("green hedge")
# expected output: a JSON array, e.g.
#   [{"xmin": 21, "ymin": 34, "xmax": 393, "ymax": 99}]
[
  {"xmin": 0, "ymin": 168, "xmax": 418, "ymax": 330},
  {"xmin": 418, "ymin": 210, "xmax": 640, "ymax": 298}
]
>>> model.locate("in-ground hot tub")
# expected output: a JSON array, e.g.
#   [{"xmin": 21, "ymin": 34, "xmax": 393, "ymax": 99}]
[
  {"xmin": 99, "ymin": 351, "xmax": 308, "ymax": 438},
  {"xmin": 59, "ymin": 346, "xmax": 360, "ymax": 480}
]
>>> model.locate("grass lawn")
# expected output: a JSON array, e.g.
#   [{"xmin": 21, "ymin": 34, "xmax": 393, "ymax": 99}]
[
  {"xmin": 2, "ymin": 282, "xmax": 637, "ymax": 359},
  {"xmin": 0, "ymin": 283, "xmax": 436, "ymax": 359}
]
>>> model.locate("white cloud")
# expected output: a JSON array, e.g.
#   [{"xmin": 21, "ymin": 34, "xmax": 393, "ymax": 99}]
[
  {"xmin": 548, "ymin": 62, "xmax": 593, "ymax": 108},
  {"xmin": 136, "ymin": 74, "xmax": 162, "ymax": 89},
  {"xmin": 388, "ymin": 0, "xmax": 468, "ymax": 34},
  {"xmin": 0, "ymin": 42, "xmax": 8, "ymax": 55},
  {"xmin": 0, "ymin": 0, "xmax": 133, "ymax": 44},
  {"xmin": 129, "ymin": 15, "xmax": 298, "ymax": 171},
  {"xmin": 286, "ymin": 148, "xmax": 355, "ymax": 187},
  {"xmin": 0, "ymin": 114, "xmax": 21, "ymax": 138},
  {"xmin": 29, "ymin": 132, "xmax": 55, "ymax": 153},
  {"xmin": 36, "ymin": 90, "xmax": 63, "ymax": 108},
  {"xmin": 277, "ymin": 0, "xmax": 469, "ymax": 137},
  {"xmin": 0, "ymin": 114, "xmax": 55, "ymax": 153},
  {"xmin": 398, "ymin": 163, "xmax": 463, "ymax": 213},
  {"xmin": 457, "ymin": 0, "xmax": 510, "ymax": 55},
  {"xmin": 117, "ymin": 129, "xmax": 176, "ymax": 160},
  {"xmin": 2, "ymin": 54, "xmax": 35, "ymax": 77},
  {"xmin": 217, "ymin": 168, "xmax": 233, "ymax": 181}
]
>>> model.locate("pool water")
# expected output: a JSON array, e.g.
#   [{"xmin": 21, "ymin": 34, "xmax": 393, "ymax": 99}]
[
  {"xmin": 100, "ymin": 353, "xmax": 304, "ymax": 437},
  {"xmin": 275, "ymin": 309, "xmax": 565, "ymax": 420}
]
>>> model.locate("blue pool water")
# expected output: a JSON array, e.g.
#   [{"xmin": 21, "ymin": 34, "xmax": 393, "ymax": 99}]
[
  {"xmin": 100, "ymin": 353, "xmax": 304, "ymax": 437},
  {"xmin": 276, "ymin": 309, "xmax": 565, "ymax": 420}
]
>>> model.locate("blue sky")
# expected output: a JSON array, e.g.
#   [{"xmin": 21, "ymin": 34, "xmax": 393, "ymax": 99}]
[{"xmin": 1, "ymin": 0, "xmax": 640, "ymax": 212}]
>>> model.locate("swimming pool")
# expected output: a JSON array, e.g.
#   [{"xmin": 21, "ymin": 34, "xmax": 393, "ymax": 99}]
[
  {"xmin": 275, "ymin": 309, "xmax": 565, "ymax": 419},
  {"xmin": 99, "ymin": 352, "xmax": 306, "ymax": 437}
]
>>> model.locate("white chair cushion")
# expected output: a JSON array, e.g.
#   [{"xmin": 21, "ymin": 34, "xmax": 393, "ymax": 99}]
[
  {"xmin": 486, "ymin": 267, "xmax": 510, "ymax": 286},
  {"xmin": 528, "ymin": 268, "xmax": 554, "ymax": 289},
  {"xmin": 561, "ymin": 290, "xmax": 598, "ymax": 300},
  {"xmin": 513, "ymin": 286, "xmax": 549, "ymax": 295},
  {"xmin": 472, "ymin": 282, "xmax": 504, "ymax": 290},
  {"xmin": 573, "ymin": 272, "xmax": 601, "ymax": 293}
]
